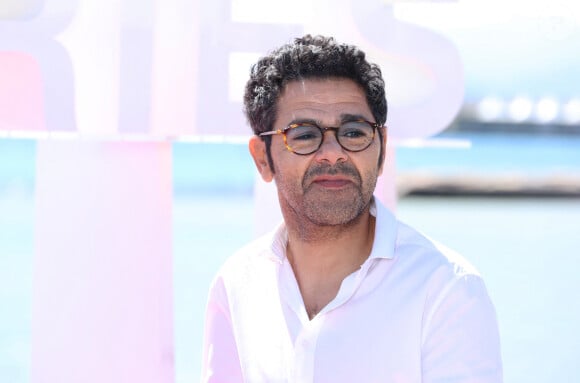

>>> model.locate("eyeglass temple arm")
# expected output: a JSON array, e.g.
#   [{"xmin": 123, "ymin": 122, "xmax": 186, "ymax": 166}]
[{"xmin": 258, "ymin": 129, "xmax": 283, "ymax": 137}]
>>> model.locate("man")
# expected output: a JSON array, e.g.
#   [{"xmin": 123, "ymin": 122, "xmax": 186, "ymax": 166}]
[{"xmin": 201, "ymin": 35, "xmax": 502, "ymax": 382}]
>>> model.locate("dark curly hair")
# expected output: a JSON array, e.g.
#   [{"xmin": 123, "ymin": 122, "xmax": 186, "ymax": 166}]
[{"xmin": 243, "ymin": 35, "xmax": 387, "ymax": 171}]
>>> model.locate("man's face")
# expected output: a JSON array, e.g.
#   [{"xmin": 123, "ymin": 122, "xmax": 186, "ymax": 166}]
[{"xmin": 250, "ymin": 78, "xmax": 385, "ymax": 227}]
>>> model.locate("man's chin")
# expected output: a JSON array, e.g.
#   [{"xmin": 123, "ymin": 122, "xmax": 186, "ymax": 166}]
[{"xmin": 302, "ymin": 196, "xmax": 366, "ymax": 226}]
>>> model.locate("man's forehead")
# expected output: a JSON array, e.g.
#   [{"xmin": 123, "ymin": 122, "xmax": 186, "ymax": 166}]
[{"xmin": 276, "ymin": 78, "xmax": 372, "ymax": 122}]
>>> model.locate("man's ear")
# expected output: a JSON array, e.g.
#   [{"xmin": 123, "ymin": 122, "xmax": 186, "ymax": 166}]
[{"xmin": 249, "ymin": 136, "xmax": 274, "ymax": 182}]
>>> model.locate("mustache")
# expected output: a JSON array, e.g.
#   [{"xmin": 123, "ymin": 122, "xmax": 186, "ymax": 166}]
[{"xmin": 303, "ymin": 162, "xmax": 361, "ymax": 186}]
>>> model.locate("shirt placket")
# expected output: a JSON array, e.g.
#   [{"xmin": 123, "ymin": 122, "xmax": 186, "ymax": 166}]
[
  {"xmin": 290, "ymin": 315, "xmax": 324, "ymax": 383},
  {"xmin": 279, "ymin": 257, "xmax": 377, "ymax": 383}
]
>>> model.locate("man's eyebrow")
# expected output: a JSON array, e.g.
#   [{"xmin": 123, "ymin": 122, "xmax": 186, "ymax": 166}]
[
  {"xmin": 288, "ymin": 114, "xmax": 369, "ymax": 127},
  {"xmin": 340, "ymin": 113, "xmax": 369, "ymax": 123},
  {"xmin": 287, "ymin": 117, "xmax": 320, "ymax": 126}
]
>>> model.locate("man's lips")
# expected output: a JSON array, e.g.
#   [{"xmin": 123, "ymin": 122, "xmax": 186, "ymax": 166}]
[{"xmin": 311, "ymin": 176, "xmax": 353, "ymax": 188}]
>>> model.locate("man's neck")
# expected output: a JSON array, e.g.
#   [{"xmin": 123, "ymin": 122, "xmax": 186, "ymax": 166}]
[{"xmin": 284, "ymin": 209, "xmax": 376, "ymax": 319}]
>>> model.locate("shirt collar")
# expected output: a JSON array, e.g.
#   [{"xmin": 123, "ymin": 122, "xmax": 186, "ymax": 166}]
[
  {"xmin": 268, "ymin": 222, "xmax": 288, "ymax": 263},
  {"xmin": 367, "ymin": 197, "xmax": 397, "ymax": 260},
  {"xmin": 267, "ymin": 196, "xmax": 397, "ymax": 262}
]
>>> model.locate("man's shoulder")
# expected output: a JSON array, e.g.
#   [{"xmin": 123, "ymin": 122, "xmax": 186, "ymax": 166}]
[
  {"xmin": 390, "ymin": 220, "xmax": 493, "ymax": 325},
  {"xmin": 373, "ymin": 199, "xmax": 479, "ymax": 280},
  {"xmin": 395, "ymin": 220, "xmax": 480, "ymax": 277},
  {"xmin": 215, "ymin": 228, "xmax": 282, "ymax": 281}
]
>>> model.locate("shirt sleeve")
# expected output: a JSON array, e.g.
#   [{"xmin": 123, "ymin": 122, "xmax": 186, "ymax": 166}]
[
  {"xmin": 201, "ymin": 277, "xmax": 244, "ymax": 383},
  {"xmin": 421, "ymin": 274, "xmax": 503, "ymax": 383}
]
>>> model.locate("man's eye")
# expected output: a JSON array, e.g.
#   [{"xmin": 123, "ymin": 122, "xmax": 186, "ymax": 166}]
[
  {"xmin": 293, "ymin": 132, "xmax": 318, "ymax": 140},
  {"xmin": 341, "ymin": 129, "xmax": 367, "ymax": 138},
  {"xmin": 290, "ymin": 126, "xmax": 320, "ymax": 140}
]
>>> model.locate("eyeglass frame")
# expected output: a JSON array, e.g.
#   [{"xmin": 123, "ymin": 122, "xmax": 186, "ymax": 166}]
[{"xmin": 258, "ymin": 119, "xmax": 385, "ymax": 156}]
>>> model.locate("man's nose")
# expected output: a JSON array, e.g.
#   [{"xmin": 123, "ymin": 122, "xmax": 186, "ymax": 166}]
[{"xmin": 314, "ymin": 130, "xmax": 347, "ymax": 164}]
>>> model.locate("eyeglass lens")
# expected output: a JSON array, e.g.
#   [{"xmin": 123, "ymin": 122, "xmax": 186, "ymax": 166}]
[{"xmin": 286, "ymin": 121, "xmax": 375, "ymax": 154}]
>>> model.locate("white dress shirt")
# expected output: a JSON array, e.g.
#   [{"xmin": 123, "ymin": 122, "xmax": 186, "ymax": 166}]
[{"xmin": 201, "ymin": 198, "xmax": 503, "ymax": 382}]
